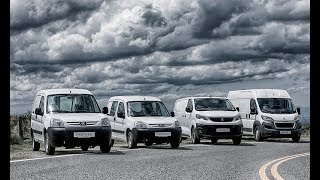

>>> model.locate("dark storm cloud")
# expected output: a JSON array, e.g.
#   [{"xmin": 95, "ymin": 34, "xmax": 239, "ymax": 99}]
[{"xmin": 10, "ymin": 0, "xmax": 104, "ymax": 31}]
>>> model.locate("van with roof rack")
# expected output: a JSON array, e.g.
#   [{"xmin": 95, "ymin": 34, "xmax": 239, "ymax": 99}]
[
  {"xmin": 30, "ymin": 88, "xmax": 112, "ymax": 155},
  {"xmin": 102, "ymin": 96, "xmax": 182, "ymax": 149},
  {"xmin": 227, "ymin": 89, "xmax": 302, "ymax": 142},
  {"xmin": 174, "ymin": 96, "xmax": 243, "ymax": 145}
]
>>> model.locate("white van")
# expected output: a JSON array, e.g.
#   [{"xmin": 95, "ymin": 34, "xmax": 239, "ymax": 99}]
[
  {"xmin": 174, "ymin": 97, "xmax": 243, "ymax": 145},
  {"xmin": 227, "ymin": 89, "xmax": 302, "ymax": 142},
  {"xmin": 30, "ymin": 89, "xmax": 112, "ymax": 155},
  {"xmin": 102, "ymin": 96, "xmax": 182, "ymax": 149}
]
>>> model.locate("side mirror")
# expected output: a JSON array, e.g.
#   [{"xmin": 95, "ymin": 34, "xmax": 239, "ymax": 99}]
[
  {"xmin": 117, "ymin": 111, "xmax": 125, "ymax": 118},
  {"xmin": 185, "ymin": 107, "xmax": 192, "ymax": 113},
  {"xmin": 250, "ymin": 108, "xmax": 257, "ymax": 115},
  {"xmin": 236, "ymin": 107, "xmax": 239, "ymax": 112},
  {"xmin": 170, "ymin": 112, "xmax": 175, "ymax": 117},
  {"xmin": 35, "ymin": 108, "xmax": 43, "ymax": 116},
  {"xmin": 102, "ymin": 107, "xmax": 108, "ymax": 114},
  {"xmin": 296, "ymin": 107, "xmax": 301, "ymax": 115}
]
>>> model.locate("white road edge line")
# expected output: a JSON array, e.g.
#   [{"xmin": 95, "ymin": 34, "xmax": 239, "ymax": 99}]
[
  {"xmin": 271, "ymin": 153, "xmax": 310, "ymax": 180},
  {"xmin": 10, "ymin": 154, "xmax": 84, "ymax": 163},
  {"xmin": 259, "ymin": 152, "xmax": 310, "ymax": 180}
]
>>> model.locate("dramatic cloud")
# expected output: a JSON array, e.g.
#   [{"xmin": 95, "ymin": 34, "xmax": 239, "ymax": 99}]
[{"xmin": 10, "ymin": 0, "xmax": 310, "ymax": 113}]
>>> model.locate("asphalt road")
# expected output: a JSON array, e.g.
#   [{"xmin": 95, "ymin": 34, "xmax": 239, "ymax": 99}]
[{"xmin": 10, "ymin": 138, "xmax": 310, "ymax": 180}]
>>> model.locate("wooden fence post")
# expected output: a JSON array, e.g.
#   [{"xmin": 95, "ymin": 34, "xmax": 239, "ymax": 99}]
[{"xmin": 19, "ymin": 116, "xmax": 24, "ymax": 140}]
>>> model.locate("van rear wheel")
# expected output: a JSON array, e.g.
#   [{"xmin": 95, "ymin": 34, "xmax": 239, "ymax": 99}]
[
  {"xmin": 191, "ymin": 127, "xmax": 200, "ymax": 144},
  {"xmin": 211, "ymin": 138, "xmax": 218, "ymax": 144},
  {"xmin": 232, "ymin": 137, "xmax": 241, "ymax": 145},
  {"xmin": 31, "ymin": 131, "xmax": 40, "ymax": 151},
  {"xmin": 44, "ymin": 132, "xmax": 55, "ymax": 155},
  {"xmin": 100, "ymin": 143, "xmax": 111, "ymax": 153},
  {"xmin": 81, "ymin": 145, "xmax": 89, "ymax": 151},
  {"xmin": 292, "ymin": 135, "xmax": 300, "ymax": 142}
]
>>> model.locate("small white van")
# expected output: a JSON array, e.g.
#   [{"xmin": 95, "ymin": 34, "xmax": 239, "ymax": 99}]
[
  {"xmin": 102, "ymin": 96, "xmax": 182, "ymax": 149},
  {"xmin": 31, "ymin": 89, "xmax": 112, "ymax": 155},
  {"xmin": 227, "ymin": 89, "xmax": 302, "ymax": 142},
  {"xmin": 174, "ymin": 97, "xmax": 243, "ymax": 145}
]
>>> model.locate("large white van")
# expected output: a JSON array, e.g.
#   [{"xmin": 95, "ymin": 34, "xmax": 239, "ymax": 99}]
[
  {"xmin": 31, "ymin": 89, "xmax": 112, "ymax": 155},
  {"xmin": 174, "ymin": 97, "xmax": 243, "ymax": 145},
  {"xmin": 102, "ymin": 96, "xmax": 182, "ymax": 149},
  {"xmin": 227, "ymin": 89, "xmax": 302, "ymax": 142}
]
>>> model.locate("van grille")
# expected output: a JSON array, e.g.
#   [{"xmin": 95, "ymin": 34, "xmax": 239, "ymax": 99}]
[
  {"xmin": 149, "ymin": 124, "xmax": 173, "ymax": 128},
  {"xmin": 210, "ymin": 117, "xmax": 233, "ymax": 122},
  {"xmin": 275, "ymin": 123, "xmax": 294, "ymax": 129},
  {"xmin": 67, "ymin": 121, "xmax": 98, "ymax": 126}
]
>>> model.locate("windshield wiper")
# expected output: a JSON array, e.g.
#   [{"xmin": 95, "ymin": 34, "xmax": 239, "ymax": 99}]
[{"xmin": 51, "ymin": 110, "xmax": 70, "ymax": 113}]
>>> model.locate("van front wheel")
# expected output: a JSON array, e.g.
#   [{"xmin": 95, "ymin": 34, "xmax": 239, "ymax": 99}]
[
  {"xmin": 292, "ymin": 135, "xmax": 300, "ymax": 142},
  {"xmin": 232, "ymin": 137, "xmax": 241, "ymax": 145},
  {"xmin": 44, "ymin": 133, "xmax": 55, "ymax": 155},
  {"xmin": 254, "ymin": 126, "xmax": 263, "ymax": 141},
  {"xmin": 127, "ymin": 132, "xmax": 137, "ymax": 149},
  {"xmin": 100, "ymin": 143, "xmax": 111, "ymax": 153},
  {"xmin": 191, "ymin": 127, "xmax": 200, "ymax": 144}
]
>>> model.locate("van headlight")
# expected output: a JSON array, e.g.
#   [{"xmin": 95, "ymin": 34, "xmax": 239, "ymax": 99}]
[
  {"xmin": 134, "ymin": 121, "xmax": 147, "ymax": 128},
  {"xmin": 173, "ymin": 121, "xmax": 180, "ymax": 128},
  {"xmin": 50, "ymin": 118, "xmax": 64, "ymax": 127},
  {"xmin": 233, "ymin": 115, "xmax": 242, "ymax": 121},
  {"xmin": 101, "ymin": 118, "xmax": 110, "ymax": 126},
  {"xmin": 261, "ymin": 115, "xmax": 274, "ymax": 122},
  {"xmin": 196, "ymin": 114, "xmax": 210, "ymax": 120},
  {"xmin": 294, "ymin": 116, "xmax": 299, "ymax": 121}
]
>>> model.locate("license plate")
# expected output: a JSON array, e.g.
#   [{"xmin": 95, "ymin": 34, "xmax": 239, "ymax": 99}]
[
  {"xmin": 74, "ymin": 132, "xmax": 95, "ymax": 138},
  {"xmin": 280, "ymin": 131, "xmax": 291, "ymax": 134},
  {"xmin": 155, "ymin": 132, "xmax": 171, "ymax": 137},
  {"xmin": 216, "ymin": 128, "xmax": 230, "ymax": 132}
]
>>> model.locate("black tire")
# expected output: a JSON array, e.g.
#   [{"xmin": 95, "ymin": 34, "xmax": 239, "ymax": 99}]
[
  {"xmin": 127, "ymin": 131, "xmax": 137, "ymax": 149},
  {"xmin": 100, "ymin": 143, "xmax": 111, "ymax": 153},
  {"xmin": 145, "ymin": 141, "xmax": 153, "ymax": 146},
  {"xmin": 170, "ymin": 141, "xmax": 180, "ymax": 149},
  {"xmin": 232, "ymin": 137, "xmax": 241, "ymax": 145},
  {"xmin": 211, "ymin": 138, "xmax": 218, "ymax": 144},
  {"xmin": 191, "ymin": 127, "xmax": 200, "ymax": 144},
  {"xmin": 292, "ymin": 135, "xmax": 300, "ymax": 142},
  {"xmin": 44, "ymin": 132, "xmax": 55, "ymax": 155},
  {"xmin": 254, "ymin": 126, "xmax": 263, "ymax": 141},
  {"xmin": 81, "ymin": 145, "xmax": 89, "ymax": 151},
  {"xmin": 31, "ymin": 131, "xmax": 40, "ymax": 151}
]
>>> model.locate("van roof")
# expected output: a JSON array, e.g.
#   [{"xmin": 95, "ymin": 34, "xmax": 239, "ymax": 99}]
[
  {"xmin": 228, "ymin": 89, "xmax": 291, "ymax": 98},
  {"xmin": 36, "ymin": 88, "xmax": 93, "ymax": 96},
  {"xmin": 176, "ymin": 96, "xmax": 227, "ymax": 101},
  {"xmin": 108, "ymin": 96, "xmax": 161, "ymax": 102}
]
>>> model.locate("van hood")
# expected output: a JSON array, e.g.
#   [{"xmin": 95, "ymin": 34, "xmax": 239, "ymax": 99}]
[
  {"xmin": 48, "ymin": 113, "xmax": 105, "ymax": 122},
  {"xmin": 261, "ymin": 113, "xmax": 298, "ymax": 122},
  {"xmin": 195, "ymin": 111, "xmax": 239, "ymax": 118},
  {"xmin": 129, "ymin": 116, "xmax": 177, "ymax": 125}
]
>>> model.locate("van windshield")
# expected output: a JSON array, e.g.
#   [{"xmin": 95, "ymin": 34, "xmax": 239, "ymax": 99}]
[
  {"xmin": 257, "ymin": 98, "xmax": 295, "ymax": 114},
  {"xmin": 194, "ymin": 98, "xmax": 236, "ymax": 111},
  {"xmin": 46, "ymin": 94, "xmax": 101, "ymax": 113},
  {"xmin": 127, "ymin": 101, "xmax": 170, "ymax": 117}
]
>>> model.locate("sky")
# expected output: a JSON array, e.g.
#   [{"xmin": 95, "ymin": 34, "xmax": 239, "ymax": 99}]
[{"xmin": 10, "ymin": 0, "xmax": 310, "ymax": 114}]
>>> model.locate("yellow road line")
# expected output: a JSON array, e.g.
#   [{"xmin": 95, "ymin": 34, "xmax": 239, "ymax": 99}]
[
  {"xmin": 271, "ymin": 153, "xmax": 310, "ymax": 180},
  {"xmin": 259, "ymin": 152, "xmax": 310, "ymax": 180}
]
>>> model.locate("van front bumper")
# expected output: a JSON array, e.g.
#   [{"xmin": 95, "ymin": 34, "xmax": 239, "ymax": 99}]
[
  {"xmin": 47, "ymin": 126, "xmax": 112, "ymax": 148},
  {"xmin": 260, "ymin": 121, "xmax": 302, "ymax": 138},
  {"xmin": 197, "ymin": 124, "xmax": 243, "ymax": 139},
  {"xmin": 132, "ymin": 127, "xmax": 182, "ymax": 143}
]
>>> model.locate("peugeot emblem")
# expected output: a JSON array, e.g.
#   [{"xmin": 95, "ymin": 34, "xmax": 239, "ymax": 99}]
[
  {"xmin": 80, "ymin": 122, "xmax": 87, "ymax": 126},
  {"xmin": 221, "ymin": 118, "xmax": 224, "ymax": 122},
  {"xmin": 159, "ymin": 124, "xmax": 164, "ymax": 127}
]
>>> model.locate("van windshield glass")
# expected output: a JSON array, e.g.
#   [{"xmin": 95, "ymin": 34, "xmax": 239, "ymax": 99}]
[
  {"xmin": 257, "ymin": 98, "xmax": 295, "ymax": 114},
  {"xmin": 194, "ymin": 98, "xmax": 236, "ymax": 111},
  {"xmin": 47, "ymin": 94, "xmax": 100, "ymax": 113},
  {"xmin": 127, "ymin": 101, "xmax": 170, "ymax": 117}
]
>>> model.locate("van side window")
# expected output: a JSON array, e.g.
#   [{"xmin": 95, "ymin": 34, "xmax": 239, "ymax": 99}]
[
  {"xmin": 109, "ymin": 101, "xmax": 118, "ymax": 116},
  {"xmin": 187, "ymin": 99, "xmax": 193, "ymax": 110},
  {"xmin": 250, "ymin": 99, "xmax": 257, "ymax": 110},
  {"xmin": 39, "ymin": 96, "xmax": 45, "ymax": 114},
  {"xmin": 32, "ymin": 95, "xmax": 42, "ymax": 113},
  {"xmin": 117, "ymin": 102, "xmax": 125, "ymax": 117}
]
